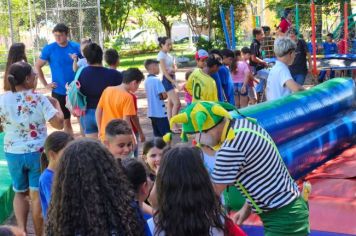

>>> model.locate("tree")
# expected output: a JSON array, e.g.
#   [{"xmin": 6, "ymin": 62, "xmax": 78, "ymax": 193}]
[
  {"xmin": 144, "ymin": 0, "xmax": 184, "ymax": 38},
  {"xmin": 181, "ymin": 0, "xmax": 247, "ymax": 46},
  {"xmin": 100, "ymin": 0, "xmax": 132, "ymax": 38}
]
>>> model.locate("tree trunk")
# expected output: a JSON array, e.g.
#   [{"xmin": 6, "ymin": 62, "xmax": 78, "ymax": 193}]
[
  {"xmin": 157, "ymin": 14, "xmax": 172, "ymax": 38},
  {"xmin": 316, "ymin": 1, "xmax": 323, "ymax": 44}
]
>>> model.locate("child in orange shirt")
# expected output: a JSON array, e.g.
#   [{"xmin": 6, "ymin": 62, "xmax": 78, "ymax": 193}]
[{"xmin": 96, "ymin": 68, "xmax": 145, "ymax": 141}]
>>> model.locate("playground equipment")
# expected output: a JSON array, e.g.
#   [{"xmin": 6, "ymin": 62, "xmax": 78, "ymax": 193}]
[
  {"xmin": 225, "ymin": 78, "xmax": 355, "ymax": 210},
  {"xmin": 219, "ymin": 5, "xmax": 236, "ymax": 50},
  {"xmin": 240, "ymin": 78, "xmax": 355, "ymax": 179}
]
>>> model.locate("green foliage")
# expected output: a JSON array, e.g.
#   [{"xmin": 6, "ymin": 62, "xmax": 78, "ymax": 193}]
[
  {"xmin": 195, "ymin": 37, "xmax": 225, "ymax": 51},
  {"xmin": 100, "ymin": 0, "xmax": 132, "ymax": 35}
]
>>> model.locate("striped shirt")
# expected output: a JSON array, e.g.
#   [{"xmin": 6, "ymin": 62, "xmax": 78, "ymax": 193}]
[{"xmin": 212, "ymin": 119, "xmax": 300, "ymax": 213}]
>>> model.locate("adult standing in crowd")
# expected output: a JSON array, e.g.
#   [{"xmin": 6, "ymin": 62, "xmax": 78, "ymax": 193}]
[
  {"xmin": 77, "ymin": 43, "xmax": 122, "ymax": 139},
  {"xmin": 157, "ymin": 37, "xmax": 181, "ymax": 133},
  {"xmin": 3, "ymin": 43, "xmax": 28, "ymax": 91},
  {"xmin": 0, "ymin": 62, "xmax": 64, "ymax": 236},
  {"xmin": 266, "ymin": 37, "xmax": 304, "ymax": 101},
  {"xmin": 277, "ymin": 8, "xmax": 293, "ymax": 36},
  {"xmin": 35, "ymin": 23, "xmax": 81, "ymax": 135},
  {"xmin": 288, "ymin": 28, "xmax": 313, "ymax": 86}
]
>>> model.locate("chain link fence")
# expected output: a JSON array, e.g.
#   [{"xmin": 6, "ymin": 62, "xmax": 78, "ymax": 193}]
[{"xmin": 0, "ymin": 0, "xmax": 102, "ymax": 70}]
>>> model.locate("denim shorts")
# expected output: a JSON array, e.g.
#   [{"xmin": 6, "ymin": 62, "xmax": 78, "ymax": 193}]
[
  {"xmin": 234, "ymin": 83, "xmax": 248, "ymax": 96},
  {"xmin": 80, "ymin": 108, "xmax": 98, "ymax": 134},
  {"xmin": 162, "ymin": 74, "xmax": 176, "ymax": 92},
  {"xmin": 5, "ymin": 152, "xmax": 41, "ymax": 192}
]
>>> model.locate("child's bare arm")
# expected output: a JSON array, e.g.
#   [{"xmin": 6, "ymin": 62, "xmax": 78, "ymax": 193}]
[
  {"xmin": 95, "ymin": 107, "xmax": 103, "ymax": 138},
  {"xmin": 130, "ymin": 115, "xmax": 145, "ymax": 142}
]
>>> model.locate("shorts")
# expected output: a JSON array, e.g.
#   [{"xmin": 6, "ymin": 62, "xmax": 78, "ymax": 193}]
[
  {"xmin": 5, "ymin": 152, "xmax": 41, "ymax": 192},
  {"xmin": 234, "ymin": 83, "xmax": 248, "ymax": 96},
  {"xmin": 255, "ymin": 78, "xmax": 266, "ymax": 93},
  {"xmin": 150, "ymin": 117, "xmax": 170, "ymax": 137},
  {"xmin": 52, "ymin": 92, "xmax": 71, "ymax": 120},
  {"xmin": 79, "ymin": 109, "xmax": 98, "ymax": 134},
  {"xmin": 162, "ymin": 74, "xmax": 176, "ymax": 92},
  {"xmin": 260, "ymin": 197, "xmax": 310, "ymax": 236}
]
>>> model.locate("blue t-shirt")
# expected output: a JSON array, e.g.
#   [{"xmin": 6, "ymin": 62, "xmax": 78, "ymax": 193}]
[
  {"xmin": 144, "ymin": 74, "xmax": 167, "ymax": 118},
  {"xmin": 40, "ymin": 41, "xmax": 81, "ymax": 95},
  {"xmin": 78, "ymin": 66, "xmax": 122, "ymax": 109},
  {"xmin": 323, "ymin": 42, "xmax": 338, "ymax": 55},
  {"xmin": 210, "ymin": 72, "xmax": 224, "ymax": 102},
  {"xmin": 39, "ymin": 168, "xmax": 54, "ymax": 218},
  {"xmin": 218, "ymin": 66, "xmax": 235, "ymax": 105}
]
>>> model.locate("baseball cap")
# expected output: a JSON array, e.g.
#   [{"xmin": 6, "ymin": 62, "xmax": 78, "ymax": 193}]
[{"xmin": 195, "ymin": 49, "xmax": 209, "ymax": 60}]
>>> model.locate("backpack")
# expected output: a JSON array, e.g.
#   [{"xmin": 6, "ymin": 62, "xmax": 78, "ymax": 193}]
[{"xmin": 65, "ymin": 67, "xmax": 87, "ymax": 117}]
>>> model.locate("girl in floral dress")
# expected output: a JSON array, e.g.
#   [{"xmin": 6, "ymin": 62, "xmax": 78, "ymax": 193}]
[{"xmin": 0, "ymin": 62, "xmax": 63, "ymax": 235}]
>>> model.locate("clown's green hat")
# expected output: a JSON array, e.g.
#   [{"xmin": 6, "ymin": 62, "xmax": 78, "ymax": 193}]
[{"xmin": 167, "ymin": 102, "xmax": 238, "ymax": 142}]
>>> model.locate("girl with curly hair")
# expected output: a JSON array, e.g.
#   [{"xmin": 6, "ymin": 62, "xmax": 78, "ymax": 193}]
[
  {"xmin": 45, "ymin": 138, "xmax": 145, "ymax": 236},
  {"xmin": 148, "ymin": 145, "xmax": 246, "ymax": 236}
]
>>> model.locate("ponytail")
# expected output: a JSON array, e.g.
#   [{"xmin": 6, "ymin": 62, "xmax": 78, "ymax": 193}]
[
  {"xmin": 7, "ymin": 62, "xmax": 32, "ymax": 92},
  {"xmin": 7, "ymin": 74, "xmax": 17, "ymax": 92}
]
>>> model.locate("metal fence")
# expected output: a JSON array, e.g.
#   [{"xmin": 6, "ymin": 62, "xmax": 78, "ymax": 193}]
[{"xmin": 0, "ymin": 0, "xmax": 102, "ymax": 67}]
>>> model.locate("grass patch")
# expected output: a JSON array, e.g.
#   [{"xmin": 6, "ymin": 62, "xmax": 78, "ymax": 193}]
[{"xmin": 119, "ymin": 51, "xmax": 195, "ymax": 70}]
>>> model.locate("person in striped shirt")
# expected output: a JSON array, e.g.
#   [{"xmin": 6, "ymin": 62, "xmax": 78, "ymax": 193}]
[{"xmin": 169, "ymin": 101, "xmax": 310, "ymax": 236}]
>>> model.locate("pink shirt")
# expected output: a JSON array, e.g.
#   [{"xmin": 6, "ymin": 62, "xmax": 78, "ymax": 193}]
[{"xmin": 231, "ymin": 61, "xmax": 250, "ymax": 84}]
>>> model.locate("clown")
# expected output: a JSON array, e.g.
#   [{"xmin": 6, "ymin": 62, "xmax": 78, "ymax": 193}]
[{"xmin": 168, "ymin": 101, "xmax": 310, "ymax": 236}]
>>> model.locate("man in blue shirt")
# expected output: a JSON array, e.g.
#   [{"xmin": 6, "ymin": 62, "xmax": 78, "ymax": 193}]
[
  {"xmin": 319, "ymin": 33, "xmax": 338, "ymax": 83},
  {"xmin": 35, "ymin": 23, "xmax": 81, "ymax": 135}
]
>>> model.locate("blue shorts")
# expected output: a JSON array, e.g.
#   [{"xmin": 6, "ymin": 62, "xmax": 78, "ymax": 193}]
[
  {"xmin": 5, "ymin": 152, "xmax": 41, "ymax": 192},
  {"xmin": 80, "ymin": 109, "xmax": 98, "ymax": 134},
  {"xmin": 162, "ymin": 74, "xmax": 176, "ymax": 92},
  {"xmin": 234, "ymin": 83, "xmax": 248, "ymax": 96},
  {"xmin": 150, "ymin": 117, "xmax": 170, "ymax": 137}
]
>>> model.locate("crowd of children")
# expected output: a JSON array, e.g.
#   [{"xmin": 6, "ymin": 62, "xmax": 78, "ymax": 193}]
[{"xmin": 1, "ymin": 16, "xmax": 354, "ymax": 235}]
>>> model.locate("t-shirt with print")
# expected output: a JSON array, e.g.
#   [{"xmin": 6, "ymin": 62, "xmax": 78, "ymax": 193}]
[
  {"xmin": 231, "ymin": 61, "xmax": 250, "ymax": 84},
  {"xmin": 289, "ymin": 39, "xmax": 308, "ymax": 76},
  {"xmin": 218, "ymin": 66, "xmax": 235, "ymax": 105},
  {"xmin": 144, "ymin": 74, "xmax": 167, "ymax": 118},
  {"xmin": 266, "ymin": 60, "xmax": 293, "ymax": 101},
  {"xmin": 250, "ymin": 39, "xmax": 264, "ymax": 71},
  {"xmin": 212, "ymin": 118, "xmax": 300, "ymax": 213},
  {"xmin": 157, "ymin": 51, "xmax": 174, "ymax": 74},
  {"xmin": 78, "ymin": 66, "xmax": 122, "ymax": 109},
  {"xmin": 0, "ymin": 90, "xmax": 57, "ymax": 154},
  {"xmin": 186, "ymin": 68, "xmax": 218, "ymax": 102},
  {"xmin": 40, "ymin": 41, "xmax": 81, "ymax": 95},
  {"xmin": 97, "ymin": 87, "xmax": 136, "ymax": 140},
  {"xmin": 39, "ymin": 168, "xmax": 54, "ymax": 218}
]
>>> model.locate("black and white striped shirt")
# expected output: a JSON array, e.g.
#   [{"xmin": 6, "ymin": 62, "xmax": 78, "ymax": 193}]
[{"xmin": 212, "ymin": 119, "xmax": 300, "ymax": 213}]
